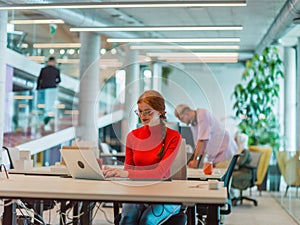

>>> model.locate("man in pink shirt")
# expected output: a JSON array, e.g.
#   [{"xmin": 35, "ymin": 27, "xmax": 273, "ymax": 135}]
[{"xmin": 175, "ymin": 104, "xmax": 237, "ymax": 168}]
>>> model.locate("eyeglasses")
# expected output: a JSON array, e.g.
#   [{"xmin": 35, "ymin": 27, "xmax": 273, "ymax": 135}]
[{"xmin": 134, "ymin": 109, "xmax": 154, "ymax": 117}]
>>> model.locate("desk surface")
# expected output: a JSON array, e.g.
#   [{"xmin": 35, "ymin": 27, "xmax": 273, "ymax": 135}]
[
  {"xmin": 0, "ymin": 175, "xmax": 226, "ymax": 206},
  {"xmin": 8, "ymin": 166, "xmax": 69, "ymax": 176},
  {"xmin": 187, "ymin": 168, "xmax": 227, "ymax": 180}
]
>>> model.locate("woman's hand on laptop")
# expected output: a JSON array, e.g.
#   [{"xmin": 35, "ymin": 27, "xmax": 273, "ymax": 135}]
[{"xmin": 103, "ymin": 167, "xmax": 129, "ymax": 178}]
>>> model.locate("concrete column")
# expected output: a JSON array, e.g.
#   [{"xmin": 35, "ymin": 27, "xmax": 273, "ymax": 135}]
[
  {"xmin": 283, "ymin": 47, "xmax": 296, "ymax": 151},
  {"xmin": 121, "ymin": 47, "xmax": 139, "ymax": 151},
  {"xmin": 152, "ymin": 62, "xmax": 162, "ymax": 92},
  {"xmin": 0, "ymin": 11, "xmax": 7, "ymax": 163},
  {"xmin": 76, "ymin": 32, "xmax": 100, "ymax": 148},
  {"xmin": 297, "ymin": 38, "xmax": 300, "ymax": 150}
]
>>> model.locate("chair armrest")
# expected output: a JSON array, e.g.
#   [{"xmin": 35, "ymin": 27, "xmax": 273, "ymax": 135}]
[{"xmin": 220, "ymin": 198, "xmax": 232, "ymax": 215}]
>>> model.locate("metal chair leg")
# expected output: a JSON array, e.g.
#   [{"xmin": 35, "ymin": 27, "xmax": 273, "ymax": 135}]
[{"xmin": 284, "ymin": 186, "xmax": 289, "ymax": 197}]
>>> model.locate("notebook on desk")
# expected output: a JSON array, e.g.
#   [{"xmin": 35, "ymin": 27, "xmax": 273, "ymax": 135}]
[{"xmin": 60, "ymin": 148, "xmax": 128, "ymax": 181}]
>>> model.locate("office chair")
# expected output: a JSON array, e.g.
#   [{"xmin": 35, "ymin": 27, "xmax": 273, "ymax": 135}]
[
  {"xmin": 220, "ymin": 154, "xmax": 241, "ymax": 215},
  {"xmin": 231, "ymin": 151, "xmax": 261, "ymax": 206},
  {"xmin": 196, "ymin": 154, "xmax": 241, "ymax": 224},
  {"xmin": 248, "ymin": 146, "xmax": 272, "ymax": 195},
  {"xmin": 276, "ymin": 151, "xmax": 300, "ymax": 197},
  {"xmin": 114, "ymin": 139, "xmax": 188, "ymax": 225}
]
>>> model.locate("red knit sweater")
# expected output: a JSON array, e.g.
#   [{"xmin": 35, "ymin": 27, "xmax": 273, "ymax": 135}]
[{"xmin": 124, "ymin": 124, "xmax": 182, "ymax": 179}]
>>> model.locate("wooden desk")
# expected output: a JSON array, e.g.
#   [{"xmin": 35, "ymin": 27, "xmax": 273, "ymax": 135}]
[
  {"xmin": 0, "ymin": 175, "xmax": 226, "ymax": 225},
  {"xmin": 188, "ymin": 168, "xmax": 227, "ymax": 180}
]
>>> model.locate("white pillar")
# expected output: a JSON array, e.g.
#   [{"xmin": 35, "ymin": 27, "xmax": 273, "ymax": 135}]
[
  {"xmin": 121, "ymin": 47, "xmax": 139, "ymax": 151},
  {"xmin": 152, "ymin": 62, "xmax": 162, "ymax": 92},
  {"xmin": 0, "ymin": 11, "xmax": 7, "ymax": 163},
  {"xmin": 283, "ymin": 47, "xmax": 296, "ymax": 151},
  {"xmin": 297, "ymin": 38, "xmax": 300, "ymax": 150},
  {"xmin": 76, "ymin": 32, "xmax": 100, "ymax": 147}
]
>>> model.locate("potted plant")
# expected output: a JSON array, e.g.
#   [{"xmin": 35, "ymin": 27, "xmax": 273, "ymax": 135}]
[{"xmin": 232, "ymin": 46, "xmax": 285, "ymax": 191}]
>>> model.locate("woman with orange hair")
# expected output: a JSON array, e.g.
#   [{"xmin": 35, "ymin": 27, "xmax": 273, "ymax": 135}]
[{"xmin": 103, "ymin": 90, "xmax": 182, "ymax": 225}]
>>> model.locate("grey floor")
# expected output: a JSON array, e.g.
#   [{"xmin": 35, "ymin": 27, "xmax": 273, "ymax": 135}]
[{"xmin": 226, "ymin": 190, "xmax": 299, "ymax": 225}]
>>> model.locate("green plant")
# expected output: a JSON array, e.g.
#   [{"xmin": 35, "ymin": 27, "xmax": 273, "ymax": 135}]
[
  {"xmin": 232, "ymin": 46, "xmax": 284, "ymax": 151},
  {"xmin": 162, "ymin": 66, "xmax": 172, "ymax": 84}
]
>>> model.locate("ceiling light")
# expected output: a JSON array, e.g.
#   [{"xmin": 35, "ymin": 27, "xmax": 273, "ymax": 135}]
[
  {"xmin": 148, "ymin": 52, "xmax": 239, "ymax": 63},
  {"xmin": 54, "ymin": 104, "xmax": 66, "ymax": 109},
  {"xmin": 165, "ymin": 58, "xmax": 238, "ymax": 63},
  {"xmin": 14, "ymin": 95, "xmax": 33, "ymax": 100},
  {"xmin": 27, "ymin": 56, "xmax": 45, "ymax": 63},
  {"xmin": 0, "ymin": 1, "xmax": 247, "ymax": 10},
  {"xmin": 107, "ymin": 38, "xmax": 240, "ymax": 43},
  {"xmin": 37, "ymin": 104, "xmax": 46, "ymax": 108},
  {"xmin": 57, "ymin": 59, "xmax": 79, "ymax": 64},
  {"xmin": 10, "ymin": 19, "xmax": 64, "ymax": 24},
  {"xmin": 100, "ymin": 48, "xmax": 107, "ymax": 54},
  {"xmin": 67, "ymin": 49, "xmax": 75, "ymax": 55},
  {"xmin": 64, "ymin": 110, "xmax": 79, "ymax": 115},
  {"xmin": 70, "ymin": 26, "xmax": 243, "ymax": 32},
  {"xmin": 111, "ymin": 48, "xmax": 117, "ymax": 54},
  {"xmin": 147, "ymin": 52, "xmax": 239, "ymax": 57},
  {"xmin": 33, "ymin": 43, "xmax": 81, "ymax": 48},
  {"xmin": 130, "ymin": 45, "xmax": 240, "ymax": 50}
]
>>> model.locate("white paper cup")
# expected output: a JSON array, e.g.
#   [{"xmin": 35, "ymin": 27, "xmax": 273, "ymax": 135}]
[{"xmin": 19, "ymin": 151, "xmax": 31, "ymax": 160}]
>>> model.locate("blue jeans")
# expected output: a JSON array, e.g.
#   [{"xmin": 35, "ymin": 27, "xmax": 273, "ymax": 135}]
[{"xmin": 119, "ymin": 203, "xmax": 181, "ymax": 225}]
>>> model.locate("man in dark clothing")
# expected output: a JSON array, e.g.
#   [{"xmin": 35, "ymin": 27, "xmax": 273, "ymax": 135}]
[{"xmin": 37, "ymin": 56, "xmax": 61, "ymax": 89}]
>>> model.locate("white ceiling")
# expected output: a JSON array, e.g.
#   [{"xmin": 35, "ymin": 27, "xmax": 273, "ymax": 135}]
[{"xmin": 2, "ymin": 0, "xmax": 300, "ymax": 62}]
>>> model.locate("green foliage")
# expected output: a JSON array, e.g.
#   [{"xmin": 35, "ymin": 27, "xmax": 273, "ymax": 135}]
[
  {"xmin": 232, "ymin": 46, "xmax": 284, "ymax": 151},
  {"xmin": 162, "ymin": 67, "xmax": 172, "ymax": 84}
]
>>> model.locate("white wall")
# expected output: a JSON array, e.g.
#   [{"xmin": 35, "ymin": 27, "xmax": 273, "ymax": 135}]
[{"xmin": 162, "ymin": 62, "xmax": 244, "ymax": 136}]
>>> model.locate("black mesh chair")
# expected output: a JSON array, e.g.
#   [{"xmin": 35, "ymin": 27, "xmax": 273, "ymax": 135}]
[
  {"xmin": 231, "ymin": 151, "xmax": 262, "ymax": 206},
  {"xmin": 220, "ymin": 154, "xmax": 241, "ymax": 215},
  {"xmin": 196, "ymin": 154, "xmax": 241, "ymax": 224}
]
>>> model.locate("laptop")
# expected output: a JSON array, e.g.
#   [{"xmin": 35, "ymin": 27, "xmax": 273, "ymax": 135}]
[{"xmin": 60, "ymin": 148, "xmax": 128, "ymax": 181}]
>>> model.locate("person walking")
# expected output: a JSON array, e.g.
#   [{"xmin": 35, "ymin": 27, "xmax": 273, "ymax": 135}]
[{"xmin": 37, "ymin": 56, "xmax": 61, "ymax": 90}]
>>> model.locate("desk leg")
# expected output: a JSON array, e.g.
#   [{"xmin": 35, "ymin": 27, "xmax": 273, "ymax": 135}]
[
  {"xmin": 186, "ymin": 206, "xmax": 196, "ymax": 225},
  {"xmin": 60, "ymin": 201, "xmax": 67, "ymax": 225},
  {"xmin": 80, "ymin": 201, "xmax": 94, "ymax": 225},
  {"xmin": 3, "ymin": 200, "xmax": 16, "ymax": 225},
  {"xmin": 206, "ymin": 205, "xmax": 220, "ymax": 225},
  {"xmin": 113, "ymin": 202, "xmax": 120, "ymax": 225},
  {"xmin": 33, "ymin": 200, "xmax": 44, "ymax": 225},
  {"xmin": 72, "ymin": 201, "xmax": 79, "ymax": 225}
]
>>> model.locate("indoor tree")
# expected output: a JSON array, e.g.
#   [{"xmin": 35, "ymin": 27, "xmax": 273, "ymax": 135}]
[{"xmin": 232, "ymin": 46, "xmax": 285, "ymax": 151}]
